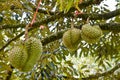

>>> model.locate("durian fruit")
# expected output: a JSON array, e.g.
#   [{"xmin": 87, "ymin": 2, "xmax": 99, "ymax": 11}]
[
  {"xmin": 62, "ymin": 28, "xmax": 81, "ymax": 51},
  {"xmin": 81, "ymin": 24, "xmax": 103, "ymax": 43},
  {"xmin": 8, "ymin": 45, "xmax": 28, "ymax": 71},
  {"xmin": 8, "ymin": 37, "xmax": 42, "ymax": 72},
  {"xmin": 22, "ymin": 37, "xmax": 42, "ymax": 72}
]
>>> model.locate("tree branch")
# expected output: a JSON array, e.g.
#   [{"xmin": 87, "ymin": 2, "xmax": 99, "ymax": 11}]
[
  {"xmin": 75, "ymin": 23, "xmax": 120, "ymax": 31},
  {"xmin": 42, "ymin": 22, "xmax": 120, "ymax": 46},
  {"xmin": 41, "ymin": 30, "xmax": 66, "ymax": 45},
  {"xmin": 75, "ymin": 8, "xmax": 120, "ymax": 20},
  {"xmin": 69, "ymin": 0, "xmax": 104, "ymax": 12},
  {"xmin": 0, "ymin": 11, "xmax": 65, "ymax": 30},
  {"xmin": 34, "ymin": 0, "xmax": 104, "ymax": 15},
  {"xmin": 82, "ymin": 63, "xmax": 120, "ymax": 80},
  {"xmin": 60, "ymin": 63, "xmax": 120, "ymax": 80},
  {"xmin": 1, "ymin": 8, "xmax": 120, "ymax": 30},
  {"xmin": 0, "ymin": 31, "xmax": 24, "ymax": 51},
  {"xmin": 0, "ymin": 22, "xmax": 120, "ymax": 52},
  {"xmin": 0, "ymin": 0, "xmax": 119, "ymax": 51},
  {"xmin": 0, "ymin": 11, "xmax": 65, "ymax": 51}
]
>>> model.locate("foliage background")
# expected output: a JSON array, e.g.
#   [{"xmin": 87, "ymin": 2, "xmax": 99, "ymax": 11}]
[{"xmin": 0, "ymin": 0, "xmax": 120, "ymax": 80}]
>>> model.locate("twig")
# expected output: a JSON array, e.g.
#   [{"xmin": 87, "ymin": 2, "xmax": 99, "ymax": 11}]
[
  {"xmin": 1, "ymin": 8, "xmax": 120, "ymax": 30},
  {"xmin": 0, "ymin": 11, "xmax": 64, "ymax": 51},
  {"xmin": 0, "ymin": 22, "xmax": 120, "ymax": 52},
  {"xmin": 56, "ymin": 63, "xmax": 120, "ymax": 80},
  {"xmin": 82, "ymin": 63, "xmax": 120, "ymax": 80},
  {"xmin": 24, "ymin": 24, "xmax": 29, "ymax": 40},
  {"xmin": 35, "ymin": 0, "xmax": 104, "ymax": 14},
  {"xmin": 0, "ymin": 32, "xmax": 24, "ymax": 51},
  {"xmin": 6, "ymin": 65, "xmax": 14, "ymax": 80},
  {"xmin": 30, "ymin": 0, "xmax": 42, "ymax": 26},
  {"xmin": 68, "ymin": 8, "xmax": 120, "ymax": 20}
]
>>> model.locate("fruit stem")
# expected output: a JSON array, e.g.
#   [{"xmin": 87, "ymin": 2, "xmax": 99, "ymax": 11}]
[
  {"xmin": 24, "ymin": 24, "xmax": 29, "ymax": 41},
  {"xmin": 71, "ymin": 19, "xmax": 74, "ymax": 28},
  {"xmin": 86, "ymin": 17, "xmax": 90, "ymax": 23}
]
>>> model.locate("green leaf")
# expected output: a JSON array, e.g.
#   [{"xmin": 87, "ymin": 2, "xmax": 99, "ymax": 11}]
[
  {"xmin": 59, "ymin": 0, "xmax": 64, "ymax": 12},
  {"xmin": 106, "ymin": 61, "xmax": 112, "ymax": 67},
  {"xmin": 95, "ymin": 56, "xmax": 101, "ymax": 62},
  {"xmin": 0, "ymin": 62, "xmax": 11, "ymax": 71},
  {"xmin": 64, "ymin": 0, "xmax": 73, "ymax": 13},
  {"xmin": 81, "ymin": 65, "xmax": 87, "ymax": 69}
]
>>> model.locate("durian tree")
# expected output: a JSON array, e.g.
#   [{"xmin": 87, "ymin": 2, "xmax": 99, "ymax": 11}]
[{"xmin": 0, "ymin": 0, "xmax": 120, "ymax": 80}]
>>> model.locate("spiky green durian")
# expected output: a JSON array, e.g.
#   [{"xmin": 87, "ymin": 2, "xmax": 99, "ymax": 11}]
[
  {"xmin": 8, "ymin": 45, "xmax": 28, "ymax": 70},
  {"xmin": 62, "ymin": 28, "xmax": 81, "ymax": 51},
  {"xmin": 81, "ymin": 24, "xmax": 103, "ymax": 43},
  {"xmin": 22, "ymin": 37, "xmax": 42, "ymax": 72}
]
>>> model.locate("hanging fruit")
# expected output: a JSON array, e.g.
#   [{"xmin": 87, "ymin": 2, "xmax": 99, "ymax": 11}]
[
  {"xmin": 62, "ymin": 28, "xmax": 81, "ymax": 51},
  {"xmin": 81, "ymin": 24, "xmax": 103, "ymax": 43},
  {"xmin": 23, "ymin": 37, "xmax": 42, "ymax": 72},
  {"xmin": 8, "ymin": 37, "xmax": 42, "ymax": 72}
]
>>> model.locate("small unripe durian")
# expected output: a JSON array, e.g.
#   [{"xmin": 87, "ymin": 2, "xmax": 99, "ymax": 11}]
[
  {"xmin": 62, "ymin": 28, "xmax": 81, "ymax": 51},
  {"xmin": 22, "ymin": 37, "xmax": 42, "ymax": 72},
  {"xmin": 8, "ymin": 46, "xmax": 28, "ymax": 70},
  {"xmin": 81, "ymin": 24, "xmax": 103, "ymax": 43}
]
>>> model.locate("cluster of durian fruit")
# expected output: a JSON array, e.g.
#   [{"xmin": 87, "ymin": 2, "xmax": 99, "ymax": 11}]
[
  {"xmin": 8, "ymin": 37, "xmax": 42, "ymax": 72},
  {"xmin": 8, "ymin": 24, "xmax": 102, "ymax": 72},
  {"xmin": 62, "ymin": 24, "xmax": 103, "ymax": 51}
]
